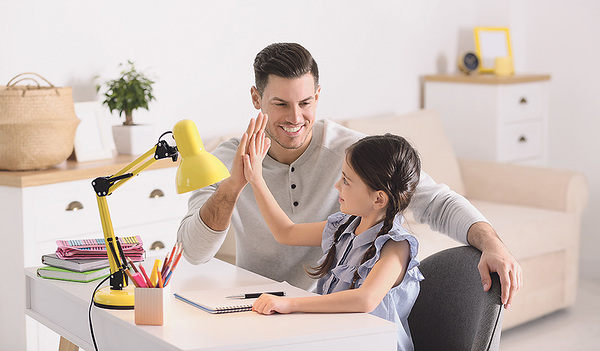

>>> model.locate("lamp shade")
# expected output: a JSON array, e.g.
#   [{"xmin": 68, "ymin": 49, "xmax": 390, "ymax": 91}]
[{"xmin": 173, "ymin": 119, "xmax": 230, "ymax": 194}]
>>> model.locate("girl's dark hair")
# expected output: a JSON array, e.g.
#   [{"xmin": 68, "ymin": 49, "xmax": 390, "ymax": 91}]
[
  {"xmin": 306, "ymin": 134, "xmax": 421, "ymax": 288},
  {"xmin": 253, "ymin": 43, "xmax": 319, "ymax": 96}
]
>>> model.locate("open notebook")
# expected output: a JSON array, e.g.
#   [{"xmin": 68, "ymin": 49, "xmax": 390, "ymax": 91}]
[{"xmin": 174, "ymin": 281, "xmax": 315, "ymax": 314}]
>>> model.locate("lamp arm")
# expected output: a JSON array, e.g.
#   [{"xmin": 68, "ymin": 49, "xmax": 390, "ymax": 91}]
[{"xmin": 92, "ymin": 136, "xmax": 179, "ymax": 291}]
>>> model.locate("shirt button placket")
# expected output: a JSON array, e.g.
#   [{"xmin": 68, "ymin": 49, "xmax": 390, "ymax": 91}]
[{"xmin": 290, "ymin": 166, "xmax": 298, "ymax": 208}]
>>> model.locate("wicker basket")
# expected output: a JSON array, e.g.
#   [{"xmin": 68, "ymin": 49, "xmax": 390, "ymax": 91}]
[{"xmin": 0, "ymin": 73, "xmax": 80, "ymax": 171}]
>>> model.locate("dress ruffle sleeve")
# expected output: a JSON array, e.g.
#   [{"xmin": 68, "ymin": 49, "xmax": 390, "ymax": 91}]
[{"xmin": 356, "ymin": 229, "xmax": 424, "ymax": 283}]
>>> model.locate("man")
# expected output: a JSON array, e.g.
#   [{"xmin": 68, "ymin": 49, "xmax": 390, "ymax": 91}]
[{"xmin": 178, "ymin": 42, "xmax": 522, "ymax": 309}]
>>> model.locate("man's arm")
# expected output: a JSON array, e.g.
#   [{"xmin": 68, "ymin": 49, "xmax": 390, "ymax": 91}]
[
  {"xmin": 468, "ymin": 222, "xmax": 522, "ymax": 309},
  {"xmin": 199, "ymin": 168, "xmax": 246, "ymax": 232},
  {"xmin": 201, "ymin": 114, "xmax": 268, "ymax": 231},
  {"xmin": 408, "ymin": 171, "xmax": 522, "ymax": 309},
  {"xmin": 409, "ymin": 172, "xmax": 486, "ymax": 243}
]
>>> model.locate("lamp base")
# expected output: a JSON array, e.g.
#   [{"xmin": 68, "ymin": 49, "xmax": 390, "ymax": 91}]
[{"xmin": 93, "ymin": 285, "xmax": 135, "ymax": 310}]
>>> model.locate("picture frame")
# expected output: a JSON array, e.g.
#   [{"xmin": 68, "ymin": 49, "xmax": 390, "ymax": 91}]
[
  {"xmin": 73, "ymin": 101, "xmax": 115, "ymax": 162},
  {"xmin": 474, "ymin": 27, "xmax": 512, "ymax": 73}
]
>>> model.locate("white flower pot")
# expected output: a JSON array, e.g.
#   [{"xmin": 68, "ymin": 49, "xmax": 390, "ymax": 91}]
[{"xmin": 112, "ymin": 124, "xmax": 157, "ymax": 155}]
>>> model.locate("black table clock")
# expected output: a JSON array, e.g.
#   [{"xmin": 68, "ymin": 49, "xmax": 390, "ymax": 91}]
[{"xmin": 458, "ymin": 52, "xmax": 480, "ymax": 74}]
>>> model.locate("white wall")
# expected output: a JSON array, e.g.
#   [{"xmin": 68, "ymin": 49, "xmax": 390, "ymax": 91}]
[
  {"xmin": 1, "ymin": 1, "xmax": 509, "ymax": 137},
  {"xmin": 1, "ymin": 0, "xmax": 597, "ymax": 272}
]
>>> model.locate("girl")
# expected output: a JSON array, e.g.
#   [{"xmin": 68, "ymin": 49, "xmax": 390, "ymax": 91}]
[{"xmin": 242, "ymin": 128, "xmax": 423, "ymax": 351}]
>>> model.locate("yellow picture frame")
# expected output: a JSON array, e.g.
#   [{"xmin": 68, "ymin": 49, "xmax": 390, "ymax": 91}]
[{"xmin": 474, "ymin": 27, "xmax": 512, "ymax": 73}]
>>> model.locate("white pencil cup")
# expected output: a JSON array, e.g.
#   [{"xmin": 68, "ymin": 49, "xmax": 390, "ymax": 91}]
[{"xmin": 134, "ymin": 286, "xmax": 171, "ymax": 325}]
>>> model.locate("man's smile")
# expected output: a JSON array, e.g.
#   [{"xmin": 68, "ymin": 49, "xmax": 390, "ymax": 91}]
[{"xmin": 281, "ymin": 124, "xmax": 304, "ymax": 134}]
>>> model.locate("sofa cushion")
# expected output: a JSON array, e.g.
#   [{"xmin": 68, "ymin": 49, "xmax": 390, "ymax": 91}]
[
  {"xmin": 469, "ymin": 200, "xmax": 578, "ymax": 261},
  {"xmin": 407, "ymin": 200, "xmax": 577, "ymax": 262},
  {"xmin": 341, "ymin": 110, "xmax": 465, "ymax": 195}
]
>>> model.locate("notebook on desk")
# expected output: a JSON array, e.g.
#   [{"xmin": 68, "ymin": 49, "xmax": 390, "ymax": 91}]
[{"xmin": 174, "ymin": 281, "xmax": 315, "ymax": 314}]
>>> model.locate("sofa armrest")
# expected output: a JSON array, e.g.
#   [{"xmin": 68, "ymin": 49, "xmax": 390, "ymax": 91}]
[{"xmin": 459, "ymin": 158, "xmax": 588, "ymax": 214}]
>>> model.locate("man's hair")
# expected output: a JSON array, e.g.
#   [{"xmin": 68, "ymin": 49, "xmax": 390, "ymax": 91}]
[{"xmin": 253, "ymin": 43, "xmax": 319, "ymax": 96}]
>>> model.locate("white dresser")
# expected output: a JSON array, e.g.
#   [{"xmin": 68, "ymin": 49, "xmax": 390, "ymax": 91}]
[
  {"xmin": 424, "ymin": 74, "xmax": 551, "ymax": 165},
  {"xmin": 0, "ymin": 156, "xmax": 190, "ymax": 350}
]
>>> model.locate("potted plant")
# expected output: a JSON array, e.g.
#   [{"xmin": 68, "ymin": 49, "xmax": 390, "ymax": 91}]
[{"xmin": 96, "ymin": 60, "xmax": 156, "ymax": 155}]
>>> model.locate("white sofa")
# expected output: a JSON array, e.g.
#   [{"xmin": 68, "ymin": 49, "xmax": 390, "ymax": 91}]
[{"xmin": 213, "ymin": 109, "xmax": 589, "ymax": 330}]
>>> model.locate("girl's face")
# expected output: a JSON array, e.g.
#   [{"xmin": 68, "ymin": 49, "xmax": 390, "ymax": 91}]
[{"xmin": 334, "ymin": 158, "xmax": 377, "ymax": 217}]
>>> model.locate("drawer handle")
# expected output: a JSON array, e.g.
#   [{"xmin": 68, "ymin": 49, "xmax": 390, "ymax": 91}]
[
  {"xmin": 518, "ymin": 136, "xmax": 527, "ymax": 143},
  {"xmin": 519, "ymin": 97, "xmax": 528, "ymax": 104},
  {"xmin": 65, "ymin": 201, "xmax": 83, "ymax": 212},
  {"xmin": 150, "ymin": 241, "xmax": 165, "ymax": 251},
  {"xmin": 150, "ymin": 189, "xmax": 165, "ymax": 198}
]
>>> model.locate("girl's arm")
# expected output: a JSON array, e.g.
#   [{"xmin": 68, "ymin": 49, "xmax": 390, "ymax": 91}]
[
  {"xmin": 243, "ymin": 130, "xmax": 325, "ymax": 247},
  {"xmin": 253, "ymin": 239, "xmax": 411, "ymax": 314}
]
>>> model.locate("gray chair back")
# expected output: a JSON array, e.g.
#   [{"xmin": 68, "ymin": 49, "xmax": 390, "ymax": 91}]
[{"xmin": 408, "ymin": 246, "xmax": 503, "ymax": 351}]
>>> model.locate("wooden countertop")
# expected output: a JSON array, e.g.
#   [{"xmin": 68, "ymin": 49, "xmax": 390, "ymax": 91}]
[
  {"xmin": 424, "ymin": 73, "xmax": 551, "ymax": 84},
  {"xmin": 0, "ymin": 154, "xmax": 179, "ymax": 188}
]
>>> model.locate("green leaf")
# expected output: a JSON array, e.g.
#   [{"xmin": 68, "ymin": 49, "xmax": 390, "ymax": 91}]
[{"xmin": 96, "ymin": 60, "xmax": 156, "ymax": 122}]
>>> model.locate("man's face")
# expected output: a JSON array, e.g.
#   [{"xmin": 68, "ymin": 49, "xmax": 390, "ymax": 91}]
[{"xmin": 252, "ymin": 74, "xmax": 320, "ymax": 160}]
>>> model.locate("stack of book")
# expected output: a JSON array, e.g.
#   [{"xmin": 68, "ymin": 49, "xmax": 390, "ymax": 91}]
[{"xmin": 37, "ymin": 235, "xmax": 145, "ymax": 283}]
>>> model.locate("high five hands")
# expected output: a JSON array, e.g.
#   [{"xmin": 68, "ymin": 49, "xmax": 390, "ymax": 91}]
[
  {"xmin": 230, "ymin": 113, "xmax": 269, "ymax": 191},
  {"xmin": 238, "ymin": 113, "xmax": 271, "ymax": 186}
]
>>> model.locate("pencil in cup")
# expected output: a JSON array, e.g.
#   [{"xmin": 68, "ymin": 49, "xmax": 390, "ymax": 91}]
[
  {"xmin": 164, "ymin": 247, "xmax": 183, "ymax": 287},
  {"xmin": 138, "ymin": 265, "xmax": 153, "ymax": 287}
]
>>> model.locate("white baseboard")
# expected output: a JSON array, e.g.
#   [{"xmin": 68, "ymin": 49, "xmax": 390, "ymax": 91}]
[{"xmin": 579, "ymin": 254, "xmax": 600, "ymax": 279}]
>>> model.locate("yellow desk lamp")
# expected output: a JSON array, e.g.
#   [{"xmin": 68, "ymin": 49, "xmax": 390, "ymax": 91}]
[{"xmin": 91, "ymin": 119, "xmax": 229, "ymax": 309}]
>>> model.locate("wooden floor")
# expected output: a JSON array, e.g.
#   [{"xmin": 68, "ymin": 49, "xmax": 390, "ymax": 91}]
[{"xmin": 500, "ymin": 276, "xmax": 600, "ymax": 350}]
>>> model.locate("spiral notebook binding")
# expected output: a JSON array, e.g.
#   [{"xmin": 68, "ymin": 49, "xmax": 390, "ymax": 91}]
[{"xmin": 214, "ymin": 305, "xmax": 252, "ymax": 314}]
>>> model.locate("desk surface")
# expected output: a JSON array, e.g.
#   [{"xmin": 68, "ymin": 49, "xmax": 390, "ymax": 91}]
[{"xmin": 25, "ymin": 258, "xmax": 397, "ymax": 351}]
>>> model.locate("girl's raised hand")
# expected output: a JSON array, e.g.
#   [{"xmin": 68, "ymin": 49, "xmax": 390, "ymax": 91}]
[{"xmin": 243, "ymin": 128, "xmax": 271, "ymax": 186}]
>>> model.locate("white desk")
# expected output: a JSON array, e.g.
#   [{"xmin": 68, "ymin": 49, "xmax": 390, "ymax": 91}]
[{"xmin": 25, "ymin": 258, "xmax": 397, "ymax": 350}]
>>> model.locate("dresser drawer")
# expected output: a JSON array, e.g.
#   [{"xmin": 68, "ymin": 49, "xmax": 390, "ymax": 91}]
[
  {"xmin": 24, "ymin": 167, "xmax": 189, "ymax": 246},
  {"xmin": 116, "ymin": 219, "xmax": 182, "ymax": 260},
  {"xmin": 24, "ymin": 179, "xmax": 102, "ymax": 244},
  {"xmin": 498, "ymin": 83, "xmax": 545, "ymax": 123},
  {"xmin": 109, "ymin": 168, "xmax": 189, "ymax": 229},
  {"xmin": 498, "ymin": 121, "xmax": 543, "ymax": 162}
]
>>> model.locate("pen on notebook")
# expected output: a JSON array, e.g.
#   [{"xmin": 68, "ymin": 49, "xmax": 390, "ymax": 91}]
[{"xmin": 226, "ymin": 291, "xmax": 286, "ymax": 299}]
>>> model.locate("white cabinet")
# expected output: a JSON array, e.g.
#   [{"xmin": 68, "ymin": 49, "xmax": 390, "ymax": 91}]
[
  {"xmin": 0, "ymin": 157, "xmax": 190, "ymax": 351},
  {"xmin": 424, "ymin": 74, "xmax": 551, "ymax": 165}
]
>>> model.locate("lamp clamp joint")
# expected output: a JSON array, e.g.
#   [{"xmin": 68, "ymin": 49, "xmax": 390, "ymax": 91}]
[
  {"xmin": 154, "ymin": 140, "xmax": 179, "ymax": 162},
  {"xmin": 92, "ymin": 173, "xmax": 134, "ymax": 197}
]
